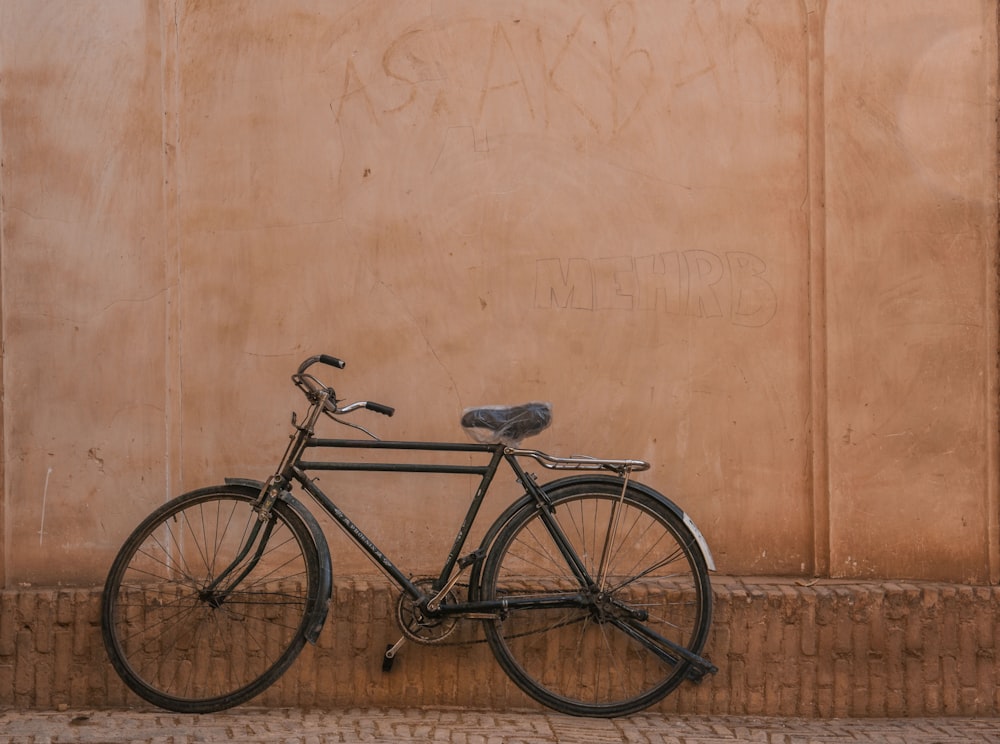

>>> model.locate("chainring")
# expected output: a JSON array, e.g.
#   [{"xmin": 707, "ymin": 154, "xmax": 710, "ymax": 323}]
[{"xmin": 395, "ymin": 578, "xmax": 460, "ymax": 644}]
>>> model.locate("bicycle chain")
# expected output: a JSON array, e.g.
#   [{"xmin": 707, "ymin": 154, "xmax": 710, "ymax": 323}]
[{"xmin": 394, "ymin": 582, "xmax": 587, "ymax": 648}]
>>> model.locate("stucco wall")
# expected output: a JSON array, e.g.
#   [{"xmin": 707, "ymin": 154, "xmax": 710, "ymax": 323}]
[{"xmin": 0, "ymin": 0, "xmax": 996, "ymax": 587}]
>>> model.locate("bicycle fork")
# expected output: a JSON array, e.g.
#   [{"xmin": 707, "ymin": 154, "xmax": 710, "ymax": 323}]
[
  {"xmin": 197, "ymin": 505, "xmax": 276, "ymax": 607},
  {"xmin": 198, "ymin": 388, "xmax": 330, "ymax": 608}
]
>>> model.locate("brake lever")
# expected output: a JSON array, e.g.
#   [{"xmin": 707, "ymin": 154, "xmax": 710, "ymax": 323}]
[
  {"xmin": 334, "ymin": 401, "xmax": 395, "ymax": 416},
  {"xmin": 322, "ymin": 407, "xmax": 382, "ymax": 441}
]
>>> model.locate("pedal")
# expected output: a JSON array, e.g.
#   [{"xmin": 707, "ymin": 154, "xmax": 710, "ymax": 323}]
[
  {"xmin": 458, "ymin": 548, "xmax": 484, "ymax": 569},
  {"xmin": 382, "ymin": 637, "xmax": 406, "ymax": 672},
  {"xmin": 685, "ymin": 657, "xmax": 718, "ymax": 683}
]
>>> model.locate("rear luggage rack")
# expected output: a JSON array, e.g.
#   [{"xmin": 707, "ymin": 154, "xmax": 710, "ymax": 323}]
[{"xmin": 507, "ymin": 448, "xmax": 650, "ymax": 473}]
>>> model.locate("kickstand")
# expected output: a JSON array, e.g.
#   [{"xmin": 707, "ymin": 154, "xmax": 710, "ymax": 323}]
[{"xmin": 382, "ymin": 636, "xmax": 406, "ymax": 672}]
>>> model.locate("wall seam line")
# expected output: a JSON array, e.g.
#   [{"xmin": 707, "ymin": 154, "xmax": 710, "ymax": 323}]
[
  {"xmin": 0, "ymin": 4, "xmax": 7, "ymax": 588},
  {"xmin": 988, "ymin": 0, "xmax": 1000, "ymax": 584},
  {"xmin": 160, "ymin": 0, "xmax": 183, "ymax": 507},
  {"xmin": 805, "ymin": 0, "xmax": 830, "ymax": 578}
]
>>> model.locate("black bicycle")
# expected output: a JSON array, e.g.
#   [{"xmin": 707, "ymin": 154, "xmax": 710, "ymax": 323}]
[{"xmin": 101, "ymin": 354, "xmax": 717, "ymax": 717}]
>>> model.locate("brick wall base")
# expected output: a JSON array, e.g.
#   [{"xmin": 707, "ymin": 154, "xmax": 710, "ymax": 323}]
[{"xmin": 2, "ymin": 576, "xmax": 998, "ymax": 716}]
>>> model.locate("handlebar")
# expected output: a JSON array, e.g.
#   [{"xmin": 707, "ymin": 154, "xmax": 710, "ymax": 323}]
[
  {"xmin": 297, "ymin": 354, "xmax": 346, "ymax": 374},
  {"xmin": 294, "ymin": 354, "xmax": 395, "ymax": 418}
]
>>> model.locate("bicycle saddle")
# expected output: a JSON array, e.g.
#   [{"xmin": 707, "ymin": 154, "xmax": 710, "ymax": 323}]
[{"xmin": 460, "ymin": 402, "xmax": 552, "ymax": 446}]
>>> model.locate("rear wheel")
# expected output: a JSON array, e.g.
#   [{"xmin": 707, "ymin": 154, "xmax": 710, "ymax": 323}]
[
  {"xmin": 101, "ymin": 485, "xmax": 320, "ymax": 712},
  {"xmin": 479, "ymin": 480, "xmax": 712, "ymax": 717}
]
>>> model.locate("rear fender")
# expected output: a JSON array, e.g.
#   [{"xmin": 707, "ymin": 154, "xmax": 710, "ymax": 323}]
[
  {"xmin": 469, "ymin": 474, "xmax": 715, "ymax": 591},
  {"xmin": 225, "ymin": 478, "xmax": 333, "ymax": 643},
  {"xmin": 539, "ymin": 474, "xmax": 716, "ymax": 571}
]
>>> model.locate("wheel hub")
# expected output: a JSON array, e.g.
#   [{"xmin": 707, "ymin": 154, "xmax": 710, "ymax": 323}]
[
  {"xmin": 588, "ymin": 592, "xmax": 648, "ymax": 623},
  {"xmin": 198, "ymin": 589, "xmax": 225, "ymax": 609}
]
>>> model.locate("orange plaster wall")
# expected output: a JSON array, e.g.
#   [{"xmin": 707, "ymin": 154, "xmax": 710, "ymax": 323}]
[
  {"xmin": 824, "ymin": 2, "xmax": 999, "ymax": 581},
  {"xmin": 0, "ymin": 1, "xmax": 996, "ymax": 586}
]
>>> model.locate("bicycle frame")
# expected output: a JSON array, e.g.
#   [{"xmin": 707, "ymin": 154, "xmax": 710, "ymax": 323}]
[
  {"xmin": 281, "ymin": 434, "xmax": 716, "ymax": 674},
  {"xmin": 245, "ymin": 377, "xmax": 647, "ymax": 618},
  {"xmin": 299, "ymin": 433, "xmax": 646, "ymax": 618},
  {"xmin": 211, "ymin": 369, "xmax": 717, "ymax": 679}
]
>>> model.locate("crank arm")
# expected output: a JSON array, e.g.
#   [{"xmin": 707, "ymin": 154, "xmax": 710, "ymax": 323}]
[
  {"xmin": 425, "ymin": 568, "xmax": 469, "ymax": 613},
  {"xmin": 385, "ymin": 636, "xmax": 406, "ymax": 660}
]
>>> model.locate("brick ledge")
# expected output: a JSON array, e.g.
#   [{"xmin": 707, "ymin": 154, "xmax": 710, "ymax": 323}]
[{"xmin": 1, "ymin": 577, "xmax": 997, "ymax": 716}]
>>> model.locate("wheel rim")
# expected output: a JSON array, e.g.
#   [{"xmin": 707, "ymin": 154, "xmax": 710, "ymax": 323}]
[
  {"xmin": 103, "ymin": 491, "xmax": 315, "ymax": 710},
  {"xmin": 482, "ymin": 487, "xmax": 711, "ymax": 715}
]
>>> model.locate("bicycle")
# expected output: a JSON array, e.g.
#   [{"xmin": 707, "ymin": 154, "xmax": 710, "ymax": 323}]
[{"xmin": 101, "ymin": 354, "xmax": 717, "ymax": 718}]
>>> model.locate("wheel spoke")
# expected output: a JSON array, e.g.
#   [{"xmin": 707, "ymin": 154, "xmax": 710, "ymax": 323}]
[
  {"xmin": 102, "ymin": 488, "xmax": 318, "ymax": 713},
  {"xmin": 481, "ymin": 482, "xmax": 712, "ymax": 717}
]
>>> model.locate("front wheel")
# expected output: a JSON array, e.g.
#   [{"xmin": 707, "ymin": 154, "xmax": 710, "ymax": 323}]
[
  {"xmin": 101, "ymin": 485, "xmax": 321, "ymax": 713},
  {"xmin": 478, "ymin": 480, "xmax": 713, "ymax": 717}
]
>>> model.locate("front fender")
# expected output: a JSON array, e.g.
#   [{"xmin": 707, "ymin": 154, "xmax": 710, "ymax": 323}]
[{"xmin": 225, "ymin": 478, "xmax": 333, "ymax": 643}]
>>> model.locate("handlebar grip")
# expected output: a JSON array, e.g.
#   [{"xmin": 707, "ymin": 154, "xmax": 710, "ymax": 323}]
[
  {"xmin": 319, "ymin": 354, "xmax": 346, "ymax": 369},
  {"xmin": 366, "ymin": 402, "xmax": 395, "ymax": 417},
  {"xmin": 297, "ymin": 354, "xmax": 346, "ymax": 375}
]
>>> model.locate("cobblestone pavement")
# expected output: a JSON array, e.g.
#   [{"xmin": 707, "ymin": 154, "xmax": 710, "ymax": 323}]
[{"xmin": 0, "ymin": 708, "xmax": 997, "ymax": 744}]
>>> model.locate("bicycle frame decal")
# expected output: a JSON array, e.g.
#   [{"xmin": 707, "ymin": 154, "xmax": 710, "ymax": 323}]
[
  {"xmin": 293, "ymin": 439, "xmax": 510, "ymax": 598},
  {"xmin": 290, "ymin": 439, "xmax": 610, "ymax": 619}
]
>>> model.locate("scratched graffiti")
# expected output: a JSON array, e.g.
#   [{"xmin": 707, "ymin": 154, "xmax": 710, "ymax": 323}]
[
  {"xmin": 534, "ymin": 251, "xmax": 778, "ymax": 327},
  {"xmin": 332, "ymin": 1, "xmax": 656, "ymax": 139}
]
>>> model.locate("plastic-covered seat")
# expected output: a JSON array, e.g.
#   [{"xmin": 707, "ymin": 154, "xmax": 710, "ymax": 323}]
[{"xmin": 460, "ymin": 402, "xmax": 552, "ymax": 447}]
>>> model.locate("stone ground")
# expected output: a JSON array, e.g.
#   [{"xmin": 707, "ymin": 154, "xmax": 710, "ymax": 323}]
[{"xmin": 0, "ymin": 708, "xmax": 997, "ymax": 743}]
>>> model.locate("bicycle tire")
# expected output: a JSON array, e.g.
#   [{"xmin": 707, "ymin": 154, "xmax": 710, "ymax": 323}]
[
  {"xmin": 478, "ymin": 479, "xmax": 712, "ymax": 717},
  {"xmin": 101, "ymin": 485, "xmax": 321, "ymax": 713}
]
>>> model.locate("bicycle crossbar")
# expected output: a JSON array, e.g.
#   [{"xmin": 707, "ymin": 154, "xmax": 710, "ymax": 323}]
[
  {"xmin": 301, "ymin": 438, "xmax": 497, "ymax": 475},
  {"xmin": 308, "ymin": 438, "xmax": 495, "ymax": 453},
  {"xmin": 297, "ymin": 461, "xmax": 489, "ymax": 475}
]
